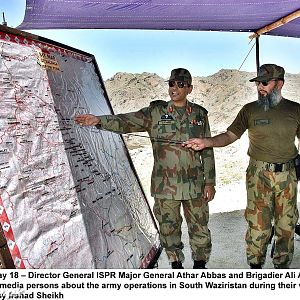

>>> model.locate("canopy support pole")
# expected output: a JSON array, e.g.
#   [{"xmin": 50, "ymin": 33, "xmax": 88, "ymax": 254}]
[
  {"xmin": 250, "ymin": 9, "xmax": 300, "ymax": 74},
  {"xmin": 255, "ymin": 37, "xmax": 260, "ymax": 73}
]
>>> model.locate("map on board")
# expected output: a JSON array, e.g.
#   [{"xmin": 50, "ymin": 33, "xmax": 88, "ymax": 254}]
[{"xmin": 0, "ymin": 29, "xmax": 160, "ymax": 268}]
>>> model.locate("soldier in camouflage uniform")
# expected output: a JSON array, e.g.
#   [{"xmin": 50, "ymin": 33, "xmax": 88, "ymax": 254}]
[
  {"xmin": 184, "ymin": 64, "xmax": 300, "ymax": 269},
  {"xmin": 75, "ymin": 68, "xmax": 216, "ymax": 269}
]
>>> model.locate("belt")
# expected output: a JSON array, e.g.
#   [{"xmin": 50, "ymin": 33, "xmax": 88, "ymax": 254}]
[{"xmin": 250, "ymin": 159, "xmax": 295, "ymax": 172}]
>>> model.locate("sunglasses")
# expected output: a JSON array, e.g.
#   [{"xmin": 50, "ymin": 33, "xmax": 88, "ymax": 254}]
[
  {"xmin": 255, "ymin": 79, "xmax": 276, "ymax": 86},
  {"xmin": 168, "ymin": 80, "xmax": 188, "ymax": 88}
]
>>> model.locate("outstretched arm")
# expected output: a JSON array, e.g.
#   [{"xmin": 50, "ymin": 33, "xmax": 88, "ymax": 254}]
[
  {"xmin": 184, "ymin": 130, "xmax": 238, "ymax": 151},
  {"xmin": 75, "ymin": 107, "xmax": 152, "ymax": 133}
]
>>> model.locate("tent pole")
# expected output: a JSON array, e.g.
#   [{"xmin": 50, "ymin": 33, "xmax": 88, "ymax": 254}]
[
  {"xmin": 2, "ymin": 12, "xmax": 7, "ymax": 26},
  {"xmin": 256, "ymin": 36, "xmax": 260, "ymax": 73}
]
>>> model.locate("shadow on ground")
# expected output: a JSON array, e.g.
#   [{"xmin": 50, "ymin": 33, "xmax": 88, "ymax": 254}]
[{"xmin": 158, "ymin": 204, "xmax": 300, "ymax": 269}]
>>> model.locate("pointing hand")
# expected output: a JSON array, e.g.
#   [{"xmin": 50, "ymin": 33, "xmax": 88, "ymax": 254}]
[
  {"xmin": 74, "ymin": 114, "xmax": 100, "ymax": 126},
  {"xmin": 182, "ymin": 138, "xmax": 207, "ymax": 151}
]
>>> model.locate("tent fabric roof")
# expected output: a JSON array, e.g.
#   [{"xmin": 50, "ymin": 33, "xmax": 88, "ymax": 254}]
[{"xmin": 18, "ymin": 0, "xmax": 300, "ymax": 38}]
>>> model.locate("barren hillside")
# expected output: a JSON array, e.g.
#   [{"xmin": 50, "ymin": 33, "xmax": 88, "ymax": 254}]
[{"xmin": 105, "ymin": 69, "xmax": 300, "ymax": 132}]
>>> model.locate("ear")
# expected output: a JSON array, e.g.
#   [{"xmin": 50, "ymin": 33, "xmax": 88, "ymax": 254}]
[
  {"xmin": 277, "ymin": 80, "xmax": 284, "ymax": 89},
  {"xmin": 188, "ymin": 85, "xmax": 193, "ymax": 93}
]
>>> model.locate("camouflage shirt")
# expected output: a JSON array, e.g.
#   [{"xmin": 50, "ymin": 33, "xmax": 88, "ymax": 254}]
[{"xmin": 96, "ymin": 100, "xmax": 216, "ymax": 200}]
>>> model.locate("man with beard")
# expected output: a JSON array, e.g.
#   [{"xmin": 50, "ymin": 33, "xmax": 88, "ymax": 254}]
[
  {"xmin": 183, "ymin": 64, "xmax": 300, "ymax": 269},
  {"xmin": 75, "ymin": 68, "xmax": 216, "ymax": 269}
]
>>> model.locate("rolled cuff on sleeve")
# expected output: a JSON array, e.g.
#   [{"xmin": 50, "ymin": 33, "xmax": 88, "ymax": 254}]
[
  {"xmin": 205, "ymin": 179, "xmax": 216, "ymax": 186},
  {"xmin": 226, "ymin": 106, "xmax": 248, "ymax": 138},
  {"xmin": 226, "ymin": 125, "xmax": 243, "ymax": 139}
]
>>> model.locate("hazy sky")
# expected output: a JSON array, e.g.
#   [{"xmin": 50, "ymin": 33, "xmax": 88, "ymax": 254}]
[{"xmin": 1, "ymin": 0, "xmax": 300, "ymax": 79}]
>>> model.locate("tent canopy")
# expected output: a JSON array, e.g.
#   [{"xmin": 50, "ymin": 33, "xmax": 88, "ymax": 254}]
[{"xmin": 18, "ymin": 0, "xmax": 300, "ymax": 38}]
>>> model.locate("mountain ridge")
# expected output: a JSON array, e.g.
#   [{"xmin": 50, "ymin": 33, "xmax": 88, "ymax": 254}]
[{"xmin": 105, "ymin": 69, "xmax": 300, "ymax": 132}]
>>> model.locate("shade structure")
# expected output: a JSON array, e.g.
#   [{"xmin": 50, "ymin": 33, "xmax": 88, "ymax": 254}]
[{"xmin": 18, "ymin": 0, "xmax": 300, "ymax": 38}]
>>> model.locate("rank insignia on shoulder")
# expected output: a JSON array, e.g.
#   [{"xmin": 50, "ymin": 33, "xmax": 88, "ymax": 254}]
[{"xmin": 161, "ymin": 114, "xmax": 174, "ymax": 120}]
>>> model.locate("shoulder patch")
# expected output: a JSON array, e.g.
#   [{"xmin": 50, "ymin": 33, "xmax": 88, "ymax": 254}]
[
  {"xmin": 150, "ymin": 100, "xmax": 168, "ymax": 107},
  {"xmin": 191, "ymin": 102, "xmax": 208, "ymax": 115},
  {"xmin": 201, "ymin": 106, "xmax": 208, "ymax": 115}
]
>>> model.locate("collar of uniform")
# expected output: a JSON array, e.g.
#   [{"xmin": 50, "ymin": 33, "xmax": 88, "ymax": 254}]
[{"xmin": 168, "ymin": 100, "xmax": 192, "ymax": 115}]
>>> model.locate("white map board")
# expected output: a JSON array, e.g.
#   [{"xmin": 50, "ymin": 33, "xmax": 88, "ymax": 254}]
[{"xmin": 0, "ymin": 28, "xmax": 160, "ymax": 269}]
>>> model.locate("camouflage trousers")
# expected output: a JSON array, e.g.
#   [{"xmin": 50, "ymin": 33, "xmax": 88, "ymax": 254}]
[
  {"xmin": 245, "ymin": 160, "xmax": 299, "ymax": 268},
  {"xmin": 153, "ymin": 197, "xmax": 211, "ymax": 263}
]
